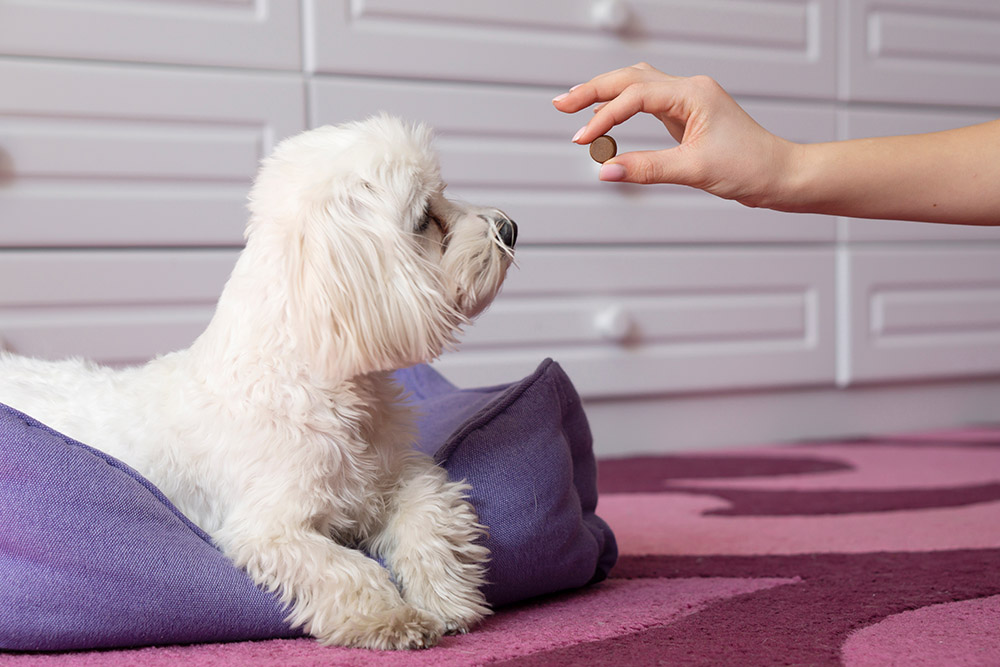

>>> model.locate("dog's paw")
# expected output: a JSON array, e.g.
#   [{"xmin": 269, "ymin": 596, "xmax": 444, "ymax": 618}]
[
  {"xmin": 406, "ymin": 574, "xmax": 491, "ymax": 636},
  {"xmin": 402, "ymin": 544, "xmax": 492, "ymax": 636},
  {"xmin": 363, "ymin": 605, "xmax": 446, "ymax": 650},
  {"xmin": 437, "ymin": 592, "xmax": 492, "ymax": 636},
  {"xmin": 441, "ymin": 615, "xmax": 477, "ymax": 636},
  {"xmin": 320, "ymin": 604, "xmax": 445, "ymax": 650}
]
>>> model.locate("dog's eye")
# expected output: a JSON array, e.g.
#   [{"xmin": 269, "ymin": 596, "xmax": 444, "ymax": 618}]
[{"xmin": 417, "ymin": 213, "xmax": 442, "ymax": 234}]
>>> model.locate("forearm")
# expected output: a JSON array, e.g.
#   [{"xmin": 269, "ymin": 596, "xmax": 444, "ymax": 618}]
[{"xmin": 773, "ymin": 120, "xmax": 1000, "ymax": 226}]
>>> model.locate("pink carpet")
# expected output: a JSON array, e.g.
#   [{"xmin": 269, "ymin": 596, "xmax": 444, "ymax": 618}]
[{"xmin": 4, "ymin": 426, "xmax": 1000, "ymax": 666}]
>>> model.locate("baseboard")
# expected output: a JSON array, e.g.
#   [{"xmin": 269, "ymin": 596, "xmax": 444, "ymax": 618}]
[{"xmin": 585, "ymin": 377, "xmax": 1000, "ymax": 457}]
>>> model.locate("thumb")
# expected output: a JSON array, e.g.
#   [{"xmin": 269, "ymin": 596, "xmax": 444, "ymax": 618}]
[{"xmin": 598, "ymin": 148, "xmax": 695, "ymax": 186}]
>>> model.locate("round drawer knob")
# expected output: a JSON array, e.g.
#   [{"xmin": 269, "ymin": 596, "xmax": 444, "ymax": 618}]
[
  {"xmin": 591, "ymin": 0, "xmax": 630, "ymax": 31},
  {"xmin": 593, "ymin": 305, "xmax": 634, "ymax": 343}
]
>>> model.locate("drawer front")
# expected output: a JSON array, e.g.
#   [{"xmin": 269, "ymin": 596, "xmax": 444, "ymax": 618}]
[
  {"xmin": 0, "ymin": 248, "xmax": 836, "ymax": 397},
  {"xmin": 311, "ymin": 77, "xmax": 837, "ymax": 245},
  {"xmin": 0, "ymin": 0, "xmax": 301, "ymax": 70},
  {"xmin": 0, "ymin": 250, "xmax": 237, "ymax": 365},
  {"xmin": 306, "ymin": 0, "xmax": 837, "ymax": 99},
  {"xmin": 842, "ymin": 247, "xmax": 1000, "ymax": 384},
  {"xmin": 0, "ymin": 60, "xmax": 305, "ymax": 247},
  {"xmin": 435, "ymin": 247, "xmax": 837, "ymax": 398},
  {"xmin": 844, "ymin": 0, "xmax": 1000, "ymax": 106}
]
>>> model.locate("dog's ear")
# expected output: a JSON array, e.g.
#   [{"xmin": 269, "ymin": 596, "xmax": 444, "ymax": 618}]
[{"xmin": 285, "ymin": 179, "xmax": 463, "ymax": 380}]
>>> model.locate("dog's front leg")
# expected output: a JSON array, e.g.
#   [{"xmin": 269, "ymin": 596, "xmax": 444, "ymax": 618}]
[
  {"xmin": 368, "ymin": 456, "xmax": 491, "ymax": 634},
  {"xmin": 216, "ymin": 521, "xmax": 444, "ymax": 649}
]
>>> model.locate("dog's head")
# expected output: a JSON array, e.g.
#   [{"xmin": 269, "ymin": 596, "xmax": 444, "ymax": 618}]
[{"xmin": 244, "ymin": 115, "xmax": 515, "ymax": 379}]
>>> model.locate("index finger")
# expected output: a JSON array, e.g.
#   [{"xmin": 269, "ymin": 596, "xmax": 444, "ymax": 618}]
[
  {"xmin": 572, "ymin": 79, "xmax": 690, "ymax": 145},
  {"xmin": 552, "ymin": 62, "xmax": 676, "ymax": 112}
]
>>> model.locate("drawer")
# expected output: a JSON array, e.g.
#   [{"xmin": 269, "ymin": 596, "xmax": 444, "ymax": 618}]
[
  {"xmin": 844, "ymin": 0, "xmax": 1000, "ymax": 106},
  {"xmin": 306, "ymin": 0, "xmax": 837, "ymax": 99},
  {"xmin": 0, "ymin": 60, "xmax": 305, "ymax": 247},
  {"xmin": 0, "ymin": 248, "xmax": 837, "ymax": 395},
  {"xmin": 311, "ymin": 77, "xmax": 837, "ymax": 245},
  {"xmin": 435, "ymin": 247, "xmax": 837, "ymax": 398},
  {"xmin": 840, "ymin": 107, "xmax": 1000, "ymax": 243},
  {"xmin": 0, "ymin": 250, "xmax": 237, "ymax": 365},
  {"xmin": 841, "ymin": 246, "xmax": 1000, "ymax": 385},
  {"xmin": 0, "ymin": 0, "xmax": 301, "ymax": 70}
]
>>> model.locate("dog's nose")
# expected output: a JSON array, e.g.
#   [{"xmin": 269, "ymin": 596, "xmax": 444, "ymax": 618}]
[{"xmin": 497, "ymin": 218, "xmax": 518, "ymax": 249}]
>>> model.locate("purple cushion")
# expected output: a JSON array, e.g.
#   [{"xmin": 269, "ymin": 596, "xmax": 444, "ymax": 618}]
[
  {"xmin": 0, "ymin": 359, "xmax": 615, "ymax": 650},
  {"xmin": 0, "ymin": 407, "xmax": 297, "ymax": 650},
  {"xmin": 397, "ymin": 358, "xmax": 617, "ymax": 607}
]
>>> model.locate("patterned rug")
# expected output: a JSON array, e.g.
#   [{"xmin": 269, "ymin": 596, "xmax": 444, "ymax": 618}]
[{"xmin": 4, "ymin": 426, "xmax": 999, "ymax": 666}]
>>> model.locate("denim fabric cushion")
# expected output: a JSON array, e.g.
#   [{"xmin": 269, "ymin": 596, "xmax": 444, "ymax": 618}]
[{"xmin": 0, "ymin": 358, "xmax": 615, "ymax": 650}]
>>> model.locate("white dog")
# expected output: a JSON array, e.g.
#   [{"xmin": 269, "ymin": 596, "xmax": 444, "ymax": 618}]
[{"xmin": 0, "ymin": 115, "xmax": 516, "ymax": 649}]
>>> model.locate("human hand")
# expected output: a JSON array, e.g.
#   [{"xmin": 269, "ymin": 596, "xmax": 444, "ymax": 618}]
[{"xmin": 552, "ymin": 63, "xmax": 798, "ymax": 209}]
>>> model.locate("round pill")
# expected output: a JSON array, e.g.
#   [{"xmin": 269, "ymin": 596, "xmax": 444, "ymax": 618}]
[{"xmin": 589, "ymin": 135, "xmax": 617, "ymax": 163}]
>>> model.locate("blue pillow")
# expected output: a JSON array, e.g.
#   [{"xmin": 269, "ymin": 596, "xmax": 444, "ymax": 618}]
[{"xmin": 0, "ymin": 359, "xmax": 616, "ymax": 650}]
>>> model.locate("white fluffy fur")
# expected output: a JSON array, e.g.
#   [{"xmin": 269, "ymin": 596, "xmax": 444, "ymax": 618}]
[{"xmin": 0, "ymin": 116, "xmax": 515, "ymax": 649}]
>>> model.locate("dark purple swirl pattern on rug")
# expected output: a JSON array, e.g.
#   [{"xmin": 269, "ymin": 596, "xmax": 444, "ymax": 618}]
[
  {"xmin": 499, "ymin": 550, "xmax": 1000, "ymax": 666},
  {"xmin": 518, "ymin": 433, "xmax": 1000, "ymax": 666}
]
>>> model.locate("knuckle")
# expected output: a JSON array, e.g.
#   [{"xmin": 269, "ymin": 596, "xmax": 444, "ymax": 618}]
[
  {"xmin": 621, "ymin": 80, "xmax": 644, "ymax": 97},
  {"xmin": 632, "ymin": 159, "xmax": 659, "ymax": 185},
  {"xmin": 616, "ymin": 82, "xmax": 645, "ymax": 108},
  {"xmin": 687, "ymin": 74, "xmax": 722, "ymax": 95}
]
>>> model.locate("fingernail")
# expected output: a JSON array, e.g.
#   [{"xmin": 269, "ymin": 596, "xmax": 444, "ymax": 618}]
[
  {"xmin": 572, "ymin": 126, "xmax": 587, "ymax": 143},
  {"xmin": 599, "ymin": 163, "xmax": 626, "ymax": 182},
  {"xmin": 552, "ymin": 92, "xmax": 569, "ymax": 103},
  {"xmin": 570, "ymin": 84, "xmax": 582, "ymax": 92}
]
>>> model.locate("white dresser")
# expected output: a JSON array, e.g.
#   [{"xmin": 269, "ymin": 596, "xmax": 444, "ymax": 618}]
[{"xmin": 2, "ymin": 0, "xmax": 999, "ymax": 455}]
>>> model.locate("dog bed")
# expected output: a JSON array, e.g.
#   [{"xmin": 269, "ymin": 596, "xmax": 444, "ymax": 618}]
[{"xmin": 0, "ymin": 359, "xmax": 616, "ymax": 651}]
